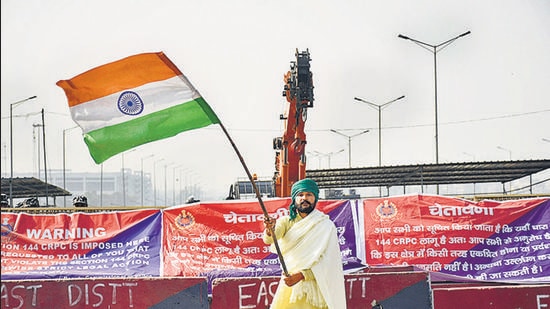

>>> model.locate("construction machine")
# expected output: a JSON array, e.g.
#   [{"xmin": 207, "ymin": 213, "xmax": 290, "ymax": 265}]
[{"xmin": 272, "ymin": 49, "xmax": 314, "ymax": 197}]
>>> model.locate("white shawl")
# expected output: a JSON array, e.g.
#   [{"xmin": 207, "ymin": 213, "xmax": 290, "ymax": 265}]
[{"xmin": 274, "ymin": 209, "xmax": 347, "ymax": 308}]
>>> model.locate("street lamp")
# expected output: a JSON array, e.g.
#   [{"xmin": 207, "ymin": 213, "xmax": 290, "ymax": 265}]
[
  {"xmin": 399, "ymin": 31, "xmax": 470, "ymax": 193},
  {"xmin": 307, "ymin": 151, "xmax": 323, "ymax": 168},
  {"xmin": 354, "ymin": 95, "xmax": 405, "ymax": 166},
  {"xmin": 462, "ymin": 152, "xmax": 476, "ymax": 162},
  {"xmin": 496, "ymin": 146, "xmax": 512, "ymax": 160},
  {"xmin": 121, "ymin": 149, "xmax": 136, "ymax": 206},
  {"xmin": 164, "ymin": 162, "xmax": 175, "ymax": 206},
  {"xmin": 330, "ymin": 129, "xmax": 370, "ymax": 168},
  {"xmin": 141, "ymin": 154, "xmax": 154, "ymax": 206},
  {"xmin": 313, "ymin": 149, "xmax": 345, "ymax": 169},
  {"xmin": 172, "ymin": 164, "xmax": 183, "ymax": 205},
  {"xmin": 63, "ymin": 126, "xmax": 79, "ymax": 207},
  {"xmin": 10, "ymin": 95, "xmax": 37, "ymax": 207},
  {"xmin": 153, "ymin": 158, "xmax": 164, "ymax": 206},
  {"xmin": 496, "ymin": 146, "xmax": 512, "ymax": 193}
]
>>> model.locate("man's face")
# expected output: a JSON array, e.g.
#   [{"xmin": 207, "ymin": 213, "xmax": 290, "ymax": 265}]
[{"xmin": 295, "ymin": 191, "xmax": 316, "ymax": 214}]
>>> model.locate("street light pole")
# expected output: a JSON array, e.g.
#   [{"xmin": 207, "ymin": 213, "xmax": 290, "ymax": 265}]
[
  {"xmin": 496, "ymin": 146, "xmax": 512, "ymax": 161},
  {"xmin": 172, "ymin": 164, "xmax": 183, "ymax": 205},
  {"xmin": 63, "ymin": 126, "xmax": 78, "ymax": 207},
  {"xmin": 399, "ymin": 31, "xmax": 470, "ymax": 194},
  {"xmin": 121, "ymin": 149, "xmax": 136, "ymax": 206},
  {"xmin": 330, "ymin": 129, "xmax": 370, "ymax": 168},
  {"xmin": 313, "ymin": 149, "xmax": 344, "ymax": 169},
  {"xmin": 164, "ymin": 163, "xmax": 175, "ymax": 206},
  {"xmin": 496, "ymin": 146, "xmax": 513, "ymax": 193},
  {"xmin": 354, "ymin": 95, "xmax": 405, "ymax": 166},
  {"xmin": 10, "ymin": 95, "xmax": 37, "ymax": 207},
  {"xmin": 153, "ymin": 159, "xmax": 164, "ymax": 206},
  {"xmin": 141, "ymin": 154, "xmax": 154, "ymax": 206}
]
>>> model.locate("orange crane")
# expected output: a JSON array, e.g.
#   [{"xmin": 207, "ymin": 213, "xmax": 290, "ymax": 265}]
[{"xmin": 273, "ymin": 49, "xmax": 314, "ymax": 197}]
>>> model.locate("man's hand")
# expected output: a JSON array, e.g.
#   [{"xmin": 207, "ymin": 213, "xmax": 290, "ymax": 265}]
[
  {"xmin": 284, "ymin": 272, "xmax": 304, "ymax": 286},
  {"xmin": 263, "ymin": 216, "xmax": 276, "ymax": 236}
]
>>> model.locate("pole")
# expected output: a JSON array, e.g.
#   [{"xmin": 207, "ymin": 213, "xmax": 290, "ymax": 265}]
[
  {"xmin": 122, "ymin": 153, "xmax": 126, "ymax": 206},
  {"xmin": 216, "ymin": 121, "xmax": 289, "ymax": 276},
  {"xmin": 63, "ymin": 126, "xmax": 78, "ymax": 207},
  {"xmin": 354, "ymin": 95, "xmax": 404, "ymax": 196},
  {"xmin": 330, "ymin": 129, "xmax": 370, "ymax": 168},
  {"xmin": 41, "ymin": 109, "xmax": 48, "ymax": 207},
  {"xmin": 153, "ymin": 159, "xmax": 164, "ymax": 207},
  {"xmin": 9, "ymin": 95, "xmax": 37, "ymax": 207},
  {"xmin": 398, "ymin": 31, "xmax": 470, "ymax": 194},
  {"xmin": 141, "ymin": 154, "xmax": 154, "ymax": 206},
  {"xmin": 100, "ymin": 163, "xmax": 104, "ymax": 207},
  {"xmin": 347, "ymin": 137, "xmax": 352, "ymax": 168},
  {"xmin": 496, "ymin": 146, "xmax": 512, "ymax": 193},
  {"xmin": 63, "ymin": 129, "xmax": 67, "ymax": 207}
]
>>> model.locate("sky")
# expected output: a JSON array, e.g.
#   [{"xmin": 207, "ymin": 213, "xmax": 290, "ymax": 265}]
[{"xmin": 2, "ymin": 0, "xmax": 550, "ymax": 201}]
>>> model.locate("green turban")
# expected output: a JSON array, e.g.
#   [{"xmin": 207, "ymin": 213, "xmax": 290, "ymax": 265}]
[{"xmin": 289, "ymin": 178, "xmax": 319, "ymax": 220}]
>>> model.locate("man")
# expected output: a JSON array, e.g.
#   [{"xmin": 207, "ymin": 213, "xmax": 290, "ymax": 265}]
[{"xmin": 263, "ymin": 178, "xmax": 347, "ymax": 308}]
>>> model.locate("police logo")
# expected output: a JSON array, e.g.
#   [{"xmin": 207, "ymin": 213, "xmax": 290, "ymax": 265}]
[
  {"xmin": 118, "ymin": 91, "xmax": 144, "ymax": 116},
  {"xmin": 1, "ymin": 217, "xmax": 16, "ymax": 242},
  {"xmin": 376, "ymin": 200, "xmax": 398, "ymax": 219},
  {"xmin": 175, "ymin": 210, "xmax": 195, "ymax": 230}
]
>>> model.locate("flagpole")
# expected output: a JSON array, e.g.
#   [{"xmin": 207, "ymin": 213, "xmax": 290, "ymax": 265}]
[{"xmin": 217, "ymin": 121, "xmax": 289, "ymax": 277}]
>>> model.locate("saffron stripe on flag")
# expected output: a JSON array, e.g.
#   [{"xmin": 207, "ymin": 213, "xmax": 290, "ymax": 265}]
[{"xmin": 57, "ymin": 52, "xmax": 182, "ymax": 107}]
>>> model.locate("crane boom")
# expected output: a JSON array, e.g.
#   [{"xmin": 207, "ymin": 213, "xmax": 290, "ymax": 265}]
[{"xmin": 273, "ymin": 49, "xmax": 314, "ymax": 197}]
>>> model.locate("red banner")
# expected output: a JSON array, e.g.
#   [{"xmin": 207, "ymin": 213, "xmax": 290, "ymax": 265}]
[
  {"xmin": 362, "ymin": 195, "xmax": 549, "ymax": 282},
  {"xmin": 161, "ymin": 198, "xmax": 364, "ymax": 291},
  {"xmin": 1, "ymin": 209, "xmax": 162, "ymax": 279}
]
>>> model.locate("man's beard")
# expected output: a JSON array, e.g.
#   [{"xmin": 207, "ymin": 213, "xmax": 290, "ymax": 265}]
[{"xmin": 296, "ymin": 201, "xmax": 315, "ymax": 214}]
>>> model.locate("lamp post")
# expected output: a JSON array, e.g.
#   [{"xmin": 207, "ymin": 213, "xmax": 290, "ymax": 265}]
[
  {"xmin": 354, "ymin": 95, "xmax": 405, "ymax": 166},
  {"xmin": 313, "ymin": 149, "xmax": 345, "ymax": 169},
  {"xmin": 164, "ymin": 162, "xmax": 175, "ymax": 206},
  {"xmin": 121, "ymin": 149, "xmax": 136, "ymax": 206},
  {"xmin": 100, "ymin": 163, "xmax": 104, "ymax": 207},
  {"xmin": 32, "ymin": 123, "xmax": 44, "ymax": 179},
  {"xmin": 306, "ymin": 151, "xmax": 323, "ymax": 168},
  {"xmin": 496, "ymin": 146, "xmax": 512, "ymax": 161},
  {"xmin": 63, "ymin": 126, "xmax": 79, "ymax": 207},
  {"xmin": 399, "ymin": 31, "xmax": 470, "ymax": 194},
  {"xmin": 153, "ymin": 158, "xmax": 164, "ymax": 206},
  {"xmin": 9, "ymin": 95, "xmax": 37, "ymax": 207},
  {"xmin": 172, "ymin": 164, "xmax": 183, "ymax": 205},
  {"xmin": 462, "ymin": 152, "xmax": 476, "ymax": 162},
  {"xmin": 496, "ymin": 146, "xmax": 512, "ymax": 193},
  {"xmin": 141, "ymin": 154, "xmax": 154, "ymax": 206},
  {"xmin": 330, "ymin": 129, "xmax": 370, "ymax": 168}
]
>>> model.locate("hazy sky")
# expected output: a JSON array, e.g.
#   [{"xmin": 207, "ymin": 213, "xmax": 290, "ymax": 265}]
[{"xmin": 2, "ymin": 0, "xmax": 549, "ymax": 200}]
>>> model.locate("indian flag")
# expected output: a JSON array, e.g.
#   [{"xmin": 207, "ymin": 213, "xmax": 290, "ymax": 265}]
[{"xmin": 56, "ymin": 52, "xmax": 220, "ymax": 164}]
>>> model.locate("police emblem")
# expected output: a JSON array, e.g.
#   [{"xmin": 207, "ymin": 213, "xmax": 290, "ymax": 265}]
[
  {"xmin": 375, "ymin": 200, "xmax": 398, "ymax": 219},
  {"xmin": 175, "ymin": 210, "xmax": 195, "ymax": 230},
  {"xmin": 1, "ymin": 217, "xmax": 17, "ymax": 242}
]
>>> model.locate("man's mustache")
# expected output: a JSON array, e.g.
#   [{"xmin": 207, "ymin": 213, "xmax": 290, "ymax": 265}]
[{"xmin": 299, "ymin": 201, "xmax": 312, "ymax": 206}]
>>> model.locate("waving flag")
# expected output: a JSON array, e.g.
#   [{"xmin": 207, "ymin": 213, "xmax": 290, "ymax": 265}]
[{"xmin": 56, "ymin": 52, "xmax": 220, "ymax": 164}]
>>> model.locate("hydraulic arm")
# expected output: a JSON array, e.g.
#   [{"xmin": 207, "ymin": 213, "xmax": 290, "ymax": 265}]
[{"xmin": 273, "ymin": 49, "xmax": 314, "ymax": 197}]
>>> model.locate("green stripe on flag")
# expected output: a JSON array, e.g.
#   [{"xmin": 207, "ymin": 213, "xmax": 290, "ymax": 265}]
[{"xmin": 84, "ymin": 97, "xmax": 220, "ymax": 164}]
